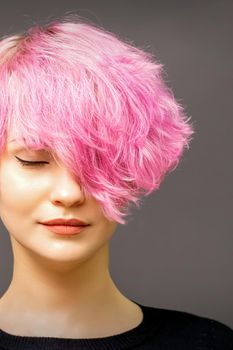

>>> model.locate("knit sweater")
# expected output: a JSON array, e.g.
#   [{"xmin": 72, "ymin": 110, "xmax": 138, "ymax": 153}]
[{"xmin": 0, "ymin": 300, "xmax": 232, "ymax": 350}]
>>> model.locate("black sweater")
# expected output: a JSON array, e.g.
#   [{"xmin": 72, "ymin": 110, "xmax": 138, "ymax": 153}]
[{"xmin": 0, "ymin": 300, "xmax": 232, "ymax": 350}]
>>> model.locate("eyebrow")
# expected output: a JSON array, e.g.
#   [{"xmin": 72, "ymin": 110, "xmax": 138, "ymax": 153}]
[
  {"xmin": 8, "ymin": 140, "xmax": 23, "ymax": 148},
  {"xmin": 8, "ymin": 140, "xmax": 52, "ymax": 153}
]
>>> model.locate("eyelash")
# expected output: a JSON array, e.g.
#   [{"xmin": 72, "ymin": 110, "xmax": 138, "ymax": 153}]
[{"xmin": 15, "ymin": 156, "xmax": 49, "ymax": 167}]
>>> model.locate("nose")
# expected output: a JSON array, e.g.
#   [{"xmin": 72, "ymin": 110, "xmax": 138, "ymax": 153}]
[{"xmin": 50, "ymin": 166, "xmax": 85, "ymax": 207}]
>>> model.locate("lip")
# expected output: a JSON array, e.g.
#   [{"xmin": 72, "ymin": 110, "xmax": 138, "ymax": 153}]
[
  {"xmin": 40, "ymin": 218, "xmax": 89, "ymax": 226},
  {"xmin": 41, "ymin": 224, "xmax": 88, "ymax": 235}
]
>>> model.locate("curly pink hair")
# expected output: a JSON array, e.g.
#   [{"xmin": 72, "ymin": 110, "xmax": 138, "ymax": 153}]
[{"xmin": 0, "ymin": 15, "xmax": 194, "ymax": 224}]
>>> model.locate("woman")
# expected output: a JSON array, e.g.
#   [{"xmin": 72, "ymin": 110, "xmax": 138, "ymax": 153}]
[{"xmin": 0, "ymin": 14, "xmax": 232, "ymax": 350}]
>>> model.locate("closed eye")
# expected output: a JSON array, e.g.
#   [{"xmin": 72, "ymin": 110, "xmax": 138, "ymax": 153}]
[{"xmin": 15, "ymin": 156, "xmax": 49, "ymax": 167}]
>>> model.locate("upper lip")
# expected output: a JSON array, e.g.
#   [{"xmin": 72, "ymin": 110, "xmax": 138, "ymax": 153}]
[{"xmin": 40, "ymin": 218, "xmax": 89, "ymax": 226}]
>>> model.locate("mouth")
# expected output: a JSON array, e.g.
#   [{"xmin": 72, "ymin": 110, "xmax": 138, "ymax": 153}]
[
  {"xmin": 40, "ymin": 223, "xmax": 90, "ymax": 235},
  {"xmin": 40, "ymin": 218, "xmax": 89, "ymax": 226}
]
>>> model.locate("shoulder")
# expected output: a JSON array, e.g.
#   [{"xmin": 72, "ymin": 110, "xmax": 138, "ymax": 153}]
[{"xmin": 140, "ymin": 303, "xmax": 233, "ymax": 349}]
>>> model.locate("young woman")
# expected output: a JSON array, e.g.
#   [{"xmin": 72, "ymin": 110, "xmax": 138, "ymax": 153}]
[{"xmin": 0, "ymin": 14, "xmax": 232, "ymax": 350}]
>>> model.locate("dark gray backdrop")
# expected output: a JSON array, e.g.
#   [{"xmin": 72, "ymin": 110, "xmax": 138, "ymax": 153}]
[{"xmin": 0, "ymin": 0, "xmax": 232, "ymax": 328}]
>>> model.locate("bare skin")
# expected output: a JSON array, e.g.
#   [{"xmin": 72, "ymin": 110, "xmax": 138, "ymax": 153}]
[{"xmin": 0, "ymin": 135, "xmax": 143, "ymax": 338}]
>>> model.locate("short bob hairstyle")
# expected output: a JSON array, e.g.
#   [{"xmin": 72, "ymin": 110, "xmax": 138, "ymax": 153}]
[{"xmin": 0, "ymin": 15, "xmax": 194, "ymax": 224}]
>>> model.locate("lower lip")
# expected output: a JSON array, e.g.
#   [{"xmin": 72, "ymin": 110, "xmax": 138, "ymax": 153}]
[{"xmin": 41, "ymin": 224, "xmax": 88, "ymax": 235}]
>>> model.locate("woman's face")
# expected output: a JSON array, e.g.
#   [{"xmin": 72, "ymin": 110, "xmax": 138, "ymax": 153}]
[{"xmin": 0, "ymin": 136, "xmax": 118, "ymax": 264}]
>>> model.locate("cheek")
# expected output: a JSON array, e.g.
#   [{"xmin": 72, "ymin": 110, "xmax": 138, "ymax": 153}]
[
  {"xmin": 0, "ymin": 164, "xmax": 44, "ymax": 218},
  {"xmin": 0, "ymin": 169, "xmax": 46, "ymax": 236},
  {"xmin": 4, "ymin": 169, "xmax": 30, "ymax": 195},
  {"xmin": 98, "ymin": 219, "xmax": 117, "ymax": 241}
]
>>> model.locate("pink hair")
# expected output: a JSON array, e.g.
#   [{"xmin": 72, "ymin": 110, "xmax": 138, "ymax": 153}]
[{"xmin": 0, "ymin": 15, "xmax": 194, "ymax": 224}]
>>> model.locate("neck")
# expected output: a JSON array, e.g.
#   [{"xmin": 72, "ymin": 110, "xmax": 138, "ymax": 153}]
[{"xmin": 0, "ymin": 238, "xmax": 142, "ymax": 338}]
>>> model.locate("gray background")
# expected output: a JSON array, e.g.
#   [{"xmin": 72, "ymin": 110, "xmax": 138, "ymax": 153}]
[{"xmin": 0, "ymin": 0, "xmax": 232, "ymax": 328}]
